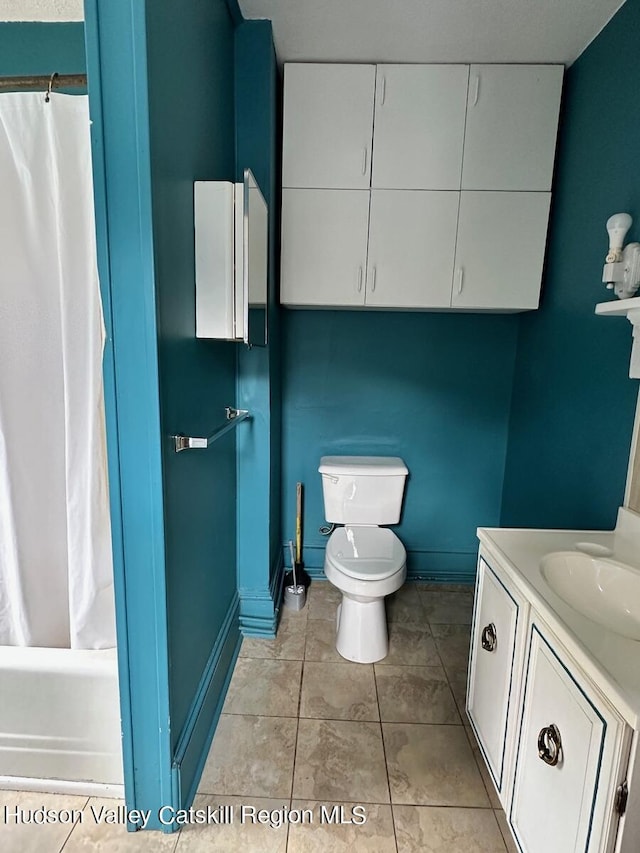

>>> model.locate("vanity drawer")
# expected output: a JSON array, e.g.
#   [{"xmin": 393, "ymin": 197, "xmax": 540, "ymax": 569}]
[{"xmin": 467, "ymin": 557, "xmax": 526, "ymax": 796}]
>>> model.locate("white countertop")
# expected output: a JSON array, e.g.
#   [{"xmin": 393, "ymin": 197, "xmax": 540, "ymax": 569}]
[{"xmin": 477, "ymin": 508, "xmax": 640, "ymax": 727}]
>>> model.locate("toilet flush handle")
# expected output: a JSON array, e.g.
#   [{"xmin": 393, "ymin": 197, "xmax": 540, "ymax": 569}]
[{"xmin": 323, "ymin": 474, "xmax": 340, "ymax": 485}]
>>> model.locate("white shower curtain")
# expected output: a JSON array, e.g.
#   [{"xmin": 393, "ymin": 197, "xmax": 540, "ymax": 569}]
[{"xmin": 0, "ymin": 92, "xmax": 115, "ymax": 649}]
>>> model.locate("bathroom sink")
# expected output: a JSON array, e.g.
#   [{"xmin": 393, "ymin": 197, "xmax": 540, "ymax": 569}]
[{"xmin": 540, "ymin": 551, "xmax": 640, "ymax": 641}]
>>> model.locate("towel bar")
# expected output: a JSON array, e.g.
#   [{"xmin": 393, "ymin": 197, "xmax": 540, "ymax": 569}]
[{"xmin": 172, "ymin": 407, "xmax": 249, "ymax": 452}]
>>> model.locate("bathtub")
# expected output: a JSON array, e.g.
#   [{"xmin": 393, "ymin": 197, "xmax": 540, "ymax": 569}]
[{"xmin": 0, "ymin": 646, "xmax": 124, "ymax": 796}]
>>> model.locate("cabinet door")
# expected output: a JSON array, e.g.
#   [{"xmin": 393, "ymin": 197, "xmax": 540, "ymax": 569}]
[
  {"xmin": 452, "ymin": 191, "xmax": 551, "ymax": 311},
  {"xmin": 462, "ymin": 64, "xmax": 563, "ymax": 191},
  {"xmin": 282, "ymin": 64, "xmax": 375, "ymax": 189},
  {"xmin": 510, "ymin": 626, "xmax": 628, "ymax": 853},
  {"xmin": 366, "ymin": 190, "xmax": 458, "ymax": 308},
  {"xmin": 280, "ymin": 189, "xmax": 369, "ymax": 307},
  {"xmin": 371, "ymin": 64, "xmax": 469, "ymax": 190},
  {"xmin": 467, "ymin": 558, "xmax": 523, "ymax": 796}
]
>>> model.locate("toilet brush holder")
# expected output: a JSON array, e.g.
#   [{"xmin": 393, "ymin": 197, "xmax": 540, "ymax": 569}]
[{"xmin": 284, "ymin": 583, "xmax": 306, "ymax": 611}]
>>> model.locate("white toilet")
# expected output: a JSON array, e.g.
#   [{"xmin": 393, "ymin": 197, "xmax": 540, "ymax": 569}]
[{"xmin": 318, "ymin": 455, "xmax": 409, "ymax": 663}]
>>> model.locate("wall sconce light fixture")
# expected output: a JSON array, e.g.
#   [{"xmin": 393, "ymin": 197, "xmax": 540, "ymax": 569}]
[{"xmin": 602, "ymin": 213, "xmax": 640, "ymax": 299}]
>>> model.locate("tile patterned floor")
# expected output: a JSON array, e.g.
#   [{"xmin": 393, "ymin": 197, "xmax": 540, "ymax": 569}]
[{"xmin": 0, "ymin": 582, "xmax": 518, "ymax": 852}]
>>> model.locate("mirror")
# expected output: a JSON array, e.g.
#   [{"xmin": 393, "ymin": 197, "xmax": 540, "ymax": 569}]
[{"xmin": 242, "ymin": 169, "xmax": 268, "ymax": 347}]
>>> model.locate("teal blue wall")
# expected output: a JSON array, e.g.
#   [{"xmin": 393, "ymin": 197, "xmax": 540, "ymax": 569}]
[
  {"xmin": 235, "ymin": 20, "xmax": 284, "ymax": 634},
  {"xmin": 0, "ymin": 22, "xmax": 84, "ymax": 75},
  {"xmin": 283, "ymin": 310, "xmax": 518, "ymax": 581},
  {"xmin": 501, "ymin": 0, "xmax": 640, "ymax": 529},
  {"xmin": 86, "ymin": 0, "xmax": 242, "ymax": 829}
]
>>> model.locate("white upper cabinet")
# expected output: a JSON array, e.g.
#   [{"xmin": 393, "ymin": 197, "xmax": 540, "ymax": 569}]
[
  {"xmin": 461, "ymin": 65, "xmax": 564, "ymax": 191},
  {"xmin": 366, "ymin": 190, "xmax": 459, "ymax": 308},
  {"xmin": 452, "ymin": 192, "xmax": 552, "ymax": 311},
  {"xmin": 371, "ymin": 65, "xmax": 469, "ymax": 190},
  {"xmin": 280, "ymin": 189, "xmax": 370, "ymax": 307},
  {"xmin": 280, "ymin": 62, "xmax": 563, "ymax": 311},
  {"xmin": 282, "ymin": 64, "xmax": 376, "ymax": 189}
]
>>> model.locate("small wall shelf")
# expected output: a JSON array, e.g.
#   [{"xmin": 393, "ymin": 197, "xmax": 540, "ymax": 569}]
[{"xmin": 595, "ymin": 296, "xmax": 640, "ymax": 316}]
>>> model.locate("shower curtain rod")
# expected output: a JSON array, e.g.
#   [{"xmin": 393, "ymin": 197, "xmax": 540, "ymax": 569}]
[{"xmin": 0, "ymin": 74, "xmax": 87, "ymax": 92}]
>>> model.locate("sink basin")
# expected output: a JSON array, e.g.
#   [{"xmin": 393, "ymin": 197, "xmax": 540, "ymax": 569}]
[{"xmin": 540, "ymin": 551, "xmax": 640, "ymax": 641}]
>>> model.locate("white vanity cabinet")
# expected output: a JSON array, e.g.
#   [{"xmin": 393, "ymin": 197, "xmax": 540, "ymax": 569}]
[
  {"xmin": 468, "ymin": 542, "xmax": 636, "ymax": 853},
  {"xmin": 280, "ymin": 61, "xmax": 563, "ymax": 311},
  {"xmin": 510, "ymin": 624, "xmax": 629, "ymax": 853},
  {"xmin": 282, "ymin": 64, "xmax": 375, "ymax": 190},
  {"xmin": 467, "ymin": 557, "xmax": 528, "ymax": 797}
]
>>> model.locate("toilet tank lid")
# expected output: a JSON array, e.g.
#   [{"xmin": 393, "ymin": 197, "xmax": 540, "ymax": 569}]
[{"xmin": 319, "ymin": 456, "xmax": 408, "ymax": 476}]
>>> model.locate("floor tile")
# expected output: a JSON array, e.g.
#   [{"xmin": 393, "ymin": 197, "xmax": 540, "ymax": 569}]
[
  {"xmin": 393, "ymin": 805, "xmax": 506, "ymax": 852},
  {"xmin": 416, "ymin": 582, "xmax": 475, "ymax": 593},
  {"xmin": 494, "ymin": 810, "xmax": 519, "ymax": 853},
  {"xmin": 379, "ymin": 623, "xmax": 440, "ymax": 667},
  {"xmin": 63, "ymin": 797, "xmax": 179, "ymax": 851},
  {"xmin": 280, "ymin": 599, "xmax": 310, "ymax": 623},
  {"xmin": 240, "ymin": 618, "xmax": 307, "ymax": 661},
  {"xmin": 467, "ymin": 734, "xmax": 501, "ymax": 810},
  {"xmin": 307, "ymin": 582, "xmax": 341, "ymax": 621},
  {"xmin": 0, "ymin": 790, "xmax": 88, "ymax": 853},
  {"xmin": 385, "ymin": 584, "xmax": 425, "ymax": 624},
  {"xmin": 199, "ymin": 714, "xmax": 297, "ymax": 798},
  {"xmin": 430, "ymin": 623, "xmax": 471, "ymax": 671},
  {"xmin": 175, "ymin": 795, "xmax": 288, "ymax": 852},
  {"xmin": 375, "ymin": 665, "xmax": 460, "ymax": 724},
  {"xmin": 304, "ymin": 619, "xmax": 342, "ymax": 662},
  {"xmin": 417, "ymin": 590, "xmax": 474, "ymax": 625},
  {"xmin": 222, "ymin": 658, "xmax": 302, "ymax": 717},
  {"xmin": 300, "ymin": 661, "xmax": 379, "ymax": 721},
  {"xmin": 383, "ymin": 723, "xmax": 489, "ymax": 806},
  {"xmin": 288, "ymin": 801, "xmax": 396, "ymax": 852},
  {"xmin": 293, "ymin": 719, "xmax": 389, "ymax": 803},
  {"xmin": 446, "ymin": 667, "xmax": 468, "ymax": 719}
]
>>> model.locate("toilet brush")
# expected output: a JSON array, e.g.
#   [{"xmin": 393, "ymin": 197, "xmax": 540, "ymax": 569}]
[{"xmin": 284, "ymin": 540, "xmax": 306, "ymax": 610}]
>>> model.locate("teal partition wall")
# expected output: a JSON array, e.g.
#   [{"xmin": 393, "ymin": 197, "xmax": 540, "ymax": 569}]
[
  {"xmin": 501, "ymin": 0, "xmax": 640, "ymax": 530},
  {"xmin": 235, "ymin": 20, "xmax": 284, "ymax": 635},
  {"xmin": 85, "ymin": 0, "xmax": 241, "ymax": 829},
  {"xmin": 282, "ymin": 310, "xmax": 518, "ymax": 581},
  {"xmin": 0, "ymin": 23, "xmax": 84, "ymax": 73}
]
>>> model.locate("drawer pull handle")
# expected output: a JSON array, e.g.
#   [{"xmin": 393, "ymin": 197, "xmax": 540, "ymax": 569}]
[
  {"xmin": 481, "ymin": 622, "xmax": 496, "ymax": 652},
  {"xmin": 538, "ymin": 724, "xmax": 562, "ymax": 767}
]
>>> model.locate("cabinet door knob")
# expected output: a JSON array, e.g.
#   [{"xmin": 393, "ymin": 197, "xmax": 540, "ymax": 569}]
[
  {"xmin": 481, "ymin": 622, "xmax": 497, "ymax": 652},
  {"xmin": 537, "ymin": 723, "xmax": 562, "ymax": 767}
]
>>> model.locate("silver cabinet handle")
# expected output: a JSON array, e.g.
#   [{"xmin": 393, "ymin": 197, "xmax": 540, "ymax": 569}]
[
  {"xmin": 371, "ymin": 266, "xmax": 377, "ymax": 293},
  {"xmin": 362, "ymin": 147, "xmax": 368, "ymax": 175},
  {"xmin": 380, "ymin": 75, "xmax": 386, "ymax": 105},
  {"xmin": 457, "ymin": 267, "xmax": 465, "ymax": 295},
  {"xmin": 472, "ymin": 74, "xmax": 480, "ymax": 106},
  {"xmin": 481, "ymin": 622, "xmax": 497, "ymax": 652},
  {"xmin": 538, "ymin": 724, "xmax": 562, "ymax": 766},
  {"xmin": 357, "ymin": 266, "xmax": 363, "ymax": 292}
]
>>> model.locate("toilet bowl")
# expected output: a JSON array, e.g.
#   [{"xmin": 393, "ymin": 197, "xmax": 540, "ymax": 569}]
[
  {"xmin": 318, "ymin": 455, "xmax": 409, "ymax": 663},
  {"xmin": 324, "ymin": 525, "xmax": 406, "ymax": 663}
]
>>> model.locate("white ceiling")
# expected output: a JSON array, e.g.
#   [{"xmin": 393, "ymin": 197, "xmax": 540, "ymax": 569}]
[
  {"xmin": 238, "ymin": 0, "xmax": 627, "ymax": 66},
  {"xmin": 0, "ymin": 0, "xmax": 82, "ymax": 20}
]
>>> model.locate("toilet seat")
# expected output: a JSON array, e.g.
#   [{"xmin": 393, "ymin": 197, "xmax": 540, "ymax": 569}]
[{"xmin": 326, "ymin": 526, "xmax": 406, "ymax": 581}]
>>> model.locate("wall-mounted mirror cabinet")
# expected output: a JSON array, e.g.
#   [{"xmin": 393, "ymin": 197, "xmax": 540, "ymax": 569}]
[{"xmin": 195, "ymin": 168, "xmax": 268, "ymax": 347}]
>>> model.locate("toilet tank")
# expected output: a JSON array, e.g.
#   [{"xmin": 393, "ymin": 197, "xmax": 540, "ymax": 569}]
[{"xmin": 319, "ymin": 456, "xmax": 409, "ymax": 525}]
